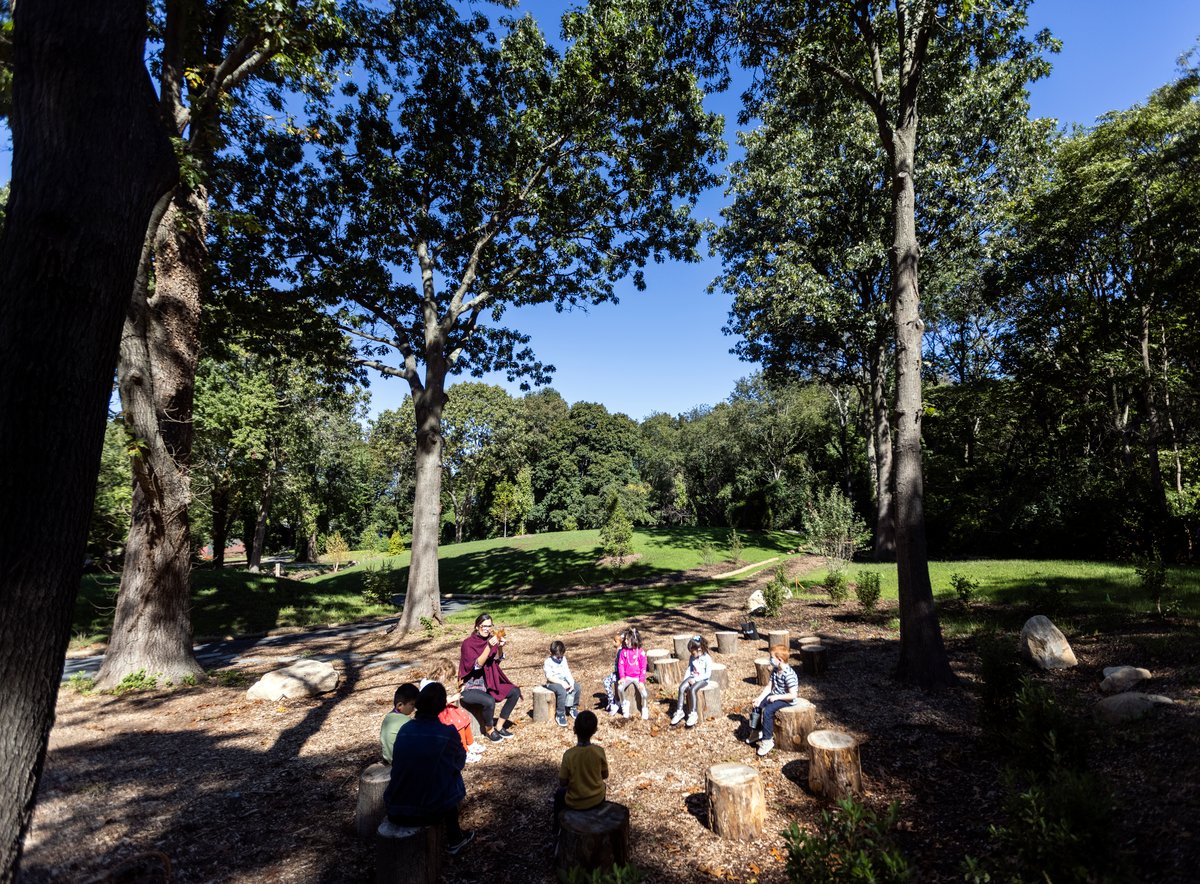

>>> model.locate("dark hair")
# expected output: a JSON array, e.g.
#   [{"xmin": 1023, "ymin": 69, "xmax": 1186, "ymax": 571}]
[
  {"xmin": 393, "ymin": 682, "xmax": 420, "ymax": 709},
  {"xmin": 687, "ymin": 635, "xmax": 710, "ymax": 655},
  {"xmin": 550, "ymin": 640, "xmax": 566, "ymax": 657},
  {"xmin": 415, "ymin": 682, "xmax": 448, "ymax": 718},
  {"xmin": 625, "ymin": 627, "xmax": 642, "ymax": 650},
  {"xmin": 574, "ymin": 709, "xmax": 598, "ymax": 741},
  {"xmin": 474, "ymin": 613, "xmax": 493, "ymax": 629}
]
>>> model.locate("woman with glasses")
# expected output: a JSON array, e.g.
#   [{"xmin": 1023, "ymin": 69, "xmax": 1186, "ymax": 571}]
[{"xmin": 458, "ymin": 613, "xmax": 522, "ymax": 741}]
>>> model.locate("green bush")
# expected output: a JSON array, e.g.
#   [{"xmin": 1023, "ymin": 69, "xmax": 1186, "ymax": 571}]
[
  {"xmin": 699, "ymin": 542, "xmax": 717, "ymax": 566},
  {"xmin": 209, "ymin": 669, "xmax": 248, "ymax": 688},
  {"xmin": 728, "ymin": 527, "xmax": 744, "ymax": 564},
  {"xmin": 949, "ymin": 572, "xmax": 979, "ymax": 604},
  {"xmin": 764, "ymin": 565, "xmax": 790, "ymax": 617},
  {"xmin": 388, "ymin": 530, "xmax": 406, "ymax": 556},
  {"xmin": 362, "ymin": 561, "xmax": 398, "ymax": 605},
  {"xmin": 600, "ymin": 501, "xmax": 634, "ymax": 562},
  {"xmin": 803, "ymin": 487, "xmax": 869, "ymax": 562},
  {"xmin": 66, "ymin": 673, "xmax": 96, "ymax": 694},
  {"xmin": 108, "ymin": 670, "xmax": 158, "ymax": 695},
  {"xmin": 558, "ymin": 864, "xmax": 642, "ymax": 884},
  {"xmin": 855, "ymin": 570, "xmax": 881, "ymax": 611},
  {"xmin": 783, "ymin": 798, "xmax": 910, "ymax": 883},
  {"xmin": 1011, "ymin": 677, "xmax": 1090, "ymax": 775},
  {"xmin": 976, "ymin": 635, "xmax": 1024, "ymax": 737},
  {"xmin": 1136, "ymin": 548, "xmax": 1174, "ymax": 616},
  {"xmin": 824, "ymin": 566, "xmax": 848, "ymax": 603}
]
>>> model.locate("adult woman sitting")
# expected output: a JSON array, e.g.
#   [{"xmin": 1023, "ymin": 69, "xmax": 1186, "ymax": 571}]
[{"xmin": 458, "ymin": 613, "xmax": 522, "ymax": 742}]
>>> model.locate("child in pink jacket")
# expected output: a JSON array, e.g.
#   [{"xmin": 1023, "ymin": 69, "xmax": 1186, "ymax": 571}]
[{"xmin": 615, "ymin": 628, "xmax": 649, "ymax": 719}]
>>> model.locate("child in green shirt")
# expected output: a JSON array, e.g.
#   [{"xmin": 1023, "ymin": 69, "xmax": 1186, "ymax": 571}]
[{"xmin": 380, "ymin": 682, "xmax": 419, "ymax": 763}]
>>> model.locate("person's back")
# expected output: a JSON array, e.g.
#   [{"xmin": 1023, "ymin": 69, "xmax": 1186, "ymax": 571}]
[{"xmin": 560, "ymin": 742, "xmax": 608, "ymax": 810}]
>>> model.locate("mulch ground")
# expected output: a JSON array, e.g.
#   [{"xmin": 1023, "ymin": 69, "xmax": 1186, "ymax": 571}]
[{"xmin": 20, "ymin": 557, "xmax": 1200, "ymax": 883}]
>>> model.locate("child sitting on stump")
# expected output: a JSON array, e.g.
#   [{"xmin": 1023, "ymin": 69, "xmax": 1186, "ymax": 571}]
[
  {"xmin": 380, "ymin": 682, "xmax": 420, "ymax": 764},
  {"xmin": 553, "ymin": 710, "xmax": 608, "ymax": 835}
]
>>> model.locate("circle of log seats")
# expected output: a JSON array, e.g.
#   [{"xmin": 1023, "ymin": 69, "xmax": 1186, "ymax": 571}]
[
  {"xmin": 672, "ymin": 634, "xmax": 693, "ymax": 660},
  {"xmin": 800, "ymin": 644, "xmax": 827, "ymax": 677},
  {"xmin": 709, "ymin": 662, "xmax": 728, "ymax": 690},
  {"xmin": 532, "ymin": 685, "xmax": 556, "ymax": 723},
  {"xmin": 375, "ymin": 819, "xmax": 443, "ymax": 884},
  {"xmin": 705, "ymin": 763, "xmax": 765, "ymax": 842},
  {"xmin": 807, "ymin": 729, "xmax": 862, "ymax": 800},
  {"xmin": 753, "ymin": 657, "xmax": 772, "ymax": 686},
  {"xmin": 715, "ymin": 631, "xmax": 739, "ymax": 654},
  {"xmin": 653, "ymin": 657, "xmax": 682, "ymax": 692},
  {"xmin": 555, "ymin": 801, "xmax": 630, "ymax": 875},
  {"xmin": 618, "ymin": 680, "xmax": 648, "ymax": 715},
  {"xmin": 767, "ymin": 629, "xmax": 789, "ymax": 651},
  {"xmin": 695, "ymin": 681, "xmax": 722, "ymax": 720},
  {"xmin": 774, "ymin": 699, "xmax": 817, "ymax": 751},
  {"xmin": 356, "ymin": 763, "xmax": 392, "ymax": 838}
]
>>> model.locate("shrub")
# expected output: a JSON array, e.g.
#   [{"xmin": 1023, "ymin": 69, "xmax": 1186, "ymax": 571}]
[
  {"xmin": 1011, "ymin": 677, "xmax": 1090, "ymax": 775},
  {"xmin": 1136, "ymin": 547, "xmax": 1173, "ymax": 616},
  {"xmin": 824, "ymin": 566, "xmax": 848, "ymax": 603},
  {"xmin": 558, "ymin": 864, "xmax": 642, "ymax": 884},
  {"xmin": 855, "ymin": 570, "xmax": 882, "ymax": 611},
  {"xmin": 949, "ymin": 572, "xmax": 979, "ymax": 604},
  {"xmin": 977, "ymin": 635, "xmax": 1024, "ymax": 737},
  {"xmin": 803, "ymin": 487, "xmax": 869, "ymax": 562},
  {"xmin": 209, "ymin": 669, "xmax": 248, "ymax": 688},
  {"xmin": 108, "ymin": 669, "xmax": 158, "ymax": 695},
  {"xmin": 699, "ymin": 542, "xmax": 717, "ymax": 566},
  {"xmin": 783, "ymin": 798, "xmax": 911, "ymax": 883},
  {"xmin": 764, "ymin": 565, "xmax": 790, "ymax": 617},
  {"xmin": 388, "ymin": 530, "xmax": 406, "ymax": 556},
  {"xmin": 66, "ymin": 673, "xmax": 95, "ymax": 694},
  {"xmin": 727, "ymin": 527, "xmax": 744, "ymax": 564},
  {"xmin": 362, "ymin": 561, "xmax": 397, "ymax": 606},
  {"xmin": 324, "ymin": 531, "xmax": 350, "ymax": 572},
  {"xmin": 600, "ymin": 500, "xmax": 634, "ymax": 563}
]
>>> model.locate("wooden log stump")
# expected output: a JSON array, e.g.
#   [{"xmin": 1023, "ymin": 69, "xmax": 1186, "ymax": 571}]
[
  {"xmin": 653, "ymin": 657, "xmax": 682, "ymax": 692},
  {"xmin": 801, "ymin": 644, "xmax": 827, "ymax": 677},
  {"xmin": 619, "ymin": 680, "xmax": 648, "ymax": 716},
  {"xmin": 709, "ymin": 662, "xmax": 728, "ymax": 690},
  {"xmin": 715, "ymin": 631, "xmax": 738, "ymax": 654},
  {"xmin": 774, "ymin": 699, "xmax": 817, "ymax": 751},
  {"xmin": 695, "ymin": 681, "xmax": 722, "ymax": 720},
  {"xmin": 672, "ymin": 634, "xmax": 693, "ymax": 660},
  {"xmin": 376, "ymin": 819, "xmax": 443, "ymax": 884},
  {"xmin": 532, "ymin": 685, "xmax": 555, "ymax": 723},
  {"xmin": 767, "ymin": 629, "xmax": 790, "ymax": 652},
  {"xmin": 798, "ymin": 634, "xmax": 821, "ymax": 647},
  {"xmin": 807, "ymin": 729, "xmax": 862, "ymax": 800},
  {"xmin": 645, "ymin": 648, "xmax": 671, "ymax": 665},
  {"xmin": 555, "ymin": 801, "xmax": 630, "ymax": 875},
  {"xmin": 705, "ymin": 763, "xmax": 765, "ymax": 842},
  {"xmin": 753, "ymin": 658, "xmax": 772, "ymax": 686},
  {"xmin": 356, "ymin": 763, "xmax": 391, "ymax": 838}
]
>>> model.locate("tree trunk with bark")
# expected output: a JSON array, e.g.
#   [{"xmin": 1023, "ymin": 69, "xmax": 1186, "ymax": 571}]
[
  {"xmin": 97, "ymin": 186, "xmax": 207, "ymax": 689},
  {"xmin": 210, "ymin": 482, "xmax": 230, "ymax": 568},
  {"xmin": 0, "ymin": 1, "xmax": 177, "ymax": 876},
  {"xmin": 888, "ymin": 123, "xmax": 955, "ymax": 689},
  {"xmin": 869, "ymin": 344, "xmax": 896, "ymax": 561},
  {"xmin": 247, "ymin": 457, "xmax": 274, "ymax": 572}
]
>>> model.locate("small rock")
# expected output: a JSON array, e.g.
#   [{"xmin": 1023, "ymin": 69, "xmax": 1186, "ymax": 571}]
[
  {"xmin": 1099, "ymin": 665, "xmax": 1151, "ymax": 693},
  {"xmin": 1093, "ymin": 692, "xmax": 1173, "ymax": 724},
  {"xmin": 1019, "ymin": 615, "xmax": 1077, "ymax": 670},
  {"xmin": 747, "ymin": 589, "xmax": 766, "ymax": 615},
  {"xmin": 246, "ymin": 659, "xmax": 339, "ymax": 701}
]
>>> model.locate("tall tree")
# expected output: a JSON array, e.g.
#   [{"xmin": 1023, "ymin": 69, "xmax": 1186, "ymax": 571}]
[
  {"xmin": 730, "ymin": 0, "xmax": 1054, "ymax": 686},
  {"xmin": 266, "ymin": 0, "xmax": 723, "ymax": 634},
  {"xmin": 0, "ymin": 1, "xmax": 177, "ymax": 875},
  {"xmin": 98, "ymin": 0, "xmax": 350, "ymax": 688}
]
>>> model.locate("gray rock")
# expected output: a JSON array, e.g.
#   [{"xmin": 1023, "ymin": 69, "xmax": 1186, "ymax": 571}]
[
  {"xmin": 1099, "ymin": 665, "xmax": 1151, "ymax": 694},
  {"xmin": 747, "ymin": 589, "xmax": 767, "ymax": 615},
  {"xmin": 1093, "ymin": 692, "xmax": 1173, "ymax": 724},
  {"xmin": 1019, "ymin": 615, "xmax": 1078, "ymax": 669},
  {"xmin": 246, "ymin": 658, "xmax": 340, "ymax": 701}
]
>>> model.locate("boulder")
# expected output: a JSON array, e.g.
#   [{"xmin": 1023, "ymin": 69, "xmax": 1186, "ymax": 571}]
[
  {"xmin": 1093, "ymin": 692, "xmax": 1173, "ymax": 724},
  {"xmin": 747, "ymin": 589, "xmax": 766, "ymax": 615},
  {"xmin": 247, "ymin": 659, "xmax": 339, "ymax": 701},
  {"xmin": 1099, "ymin": 665, "xmax": 1151, "ymax": 694},
  {"xmin": 1019, "ymin": 615, "xmax": 1077, "ymax": 670}
]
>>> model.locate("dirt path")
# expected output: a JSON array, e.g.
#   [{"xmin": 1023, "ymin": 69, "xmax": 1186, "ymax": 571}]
[{"xmin": 23, "ymin": 557, "xmax": 1200, "ymax": 882}]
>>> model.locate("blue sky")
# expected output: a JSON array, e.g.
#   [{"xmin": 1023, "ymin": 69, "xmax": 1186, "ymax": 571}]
[{"xmin": 3, "ymin": 1, "xmax": 1198, "ymax": 422}]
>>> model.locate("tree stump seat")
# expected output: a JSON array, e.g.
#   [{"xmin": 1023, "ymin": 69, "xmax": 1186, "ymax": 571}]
[
  {"xmin": 801, "ymin": 644, "xmax": 827, "ymax": 676},
  {"xmin": 672, "ymin": 633, "xmax": 693, "ymax": 660},
  {"xmin": 753, "ymin": 657, "xmax": 772, "ymax": 686},
  {"xmin": 715, "ymin": 631, "xmax": 738, "ymax": 654},
  {"xmin": 531, "ymin": 685, "xmax": 555, "ymax": 723},
  {"xmin": 709, "ymin": 662, "xmax": 728, "ymax": 689},
  {"xmin": 653, "ymin": 657, "xmax": 682, "ymax": 692},
  {"xmin": 356, "ymin": 763, "xmax": 391, "ymax": 838},
  {"xmin": 807, "ymin": 729, "xmax": 862, "ymax": 800},
  {"xmin": 375, "ymin": 819, "xmax": 443, "ymax": 884},
  {"xmin": 618, "ymin": 680, "xmax": 648, "ymax": 715},
  {"xmin": 774, "ymin": 698, "xmax": 817, "ymax": 750},
  {"xmin": 767, "ymin": 629, "xmax": 789, "ymax": 651},
  {"xmin": 555, "ymin": 801, "xmax": 630, "ymax": 875},
  {"xmin": 705, "ymin": 763, "xmax": 765, "ymax": 841},
  {"xmin": 695, "ymin": 681, "xmax": 721, "ymax": 720}
]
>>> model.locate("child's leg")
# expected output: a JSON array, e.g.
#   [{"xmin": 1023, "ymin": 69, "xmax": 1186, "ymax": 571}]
[
  {"xmin": 603, "ymin": 672, "xmax": 617, "ymax": 706},
  {"xmin": 686, "ymin": 678, "xmax": 707, "ymax": 712},
  {"xmin": 546, "ymin": 682, "xmax": 568, "ymax": 715}
]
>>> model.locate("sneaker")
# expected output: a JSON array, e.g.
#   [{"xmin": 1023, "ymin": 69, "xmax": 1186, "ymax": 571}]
[
  {"xmin": 446, "ymin": 830, "xmax": 475, "ymax": 855},
  {"xmin": 568, "ymin": 707, "xmax": 579, "ymax": 720},
  {"xmin": 746, "ymin": 729, "xmax": 761, "ymax": 745},
  {"xmin": 465, "ymin": 751, "xmax": 482, "ymax": 763},
  {"xmin": 486, "ymin": 729, "xmax": 504, "ymax": 743},
  {"xmin": 555, "ymin": 712, "xmax": 568, "ymax": 727},
  {"xmin": 641, "ymin": 705, "xmax": 650, "ymax": 720},
  {"xmin": 496, "ymin": 726, "xmax": 515, "ymax": 739},
  {"xmin": 685, "ymin": 711, "xmax": 698, "ymax": 728},
  {"xmin": 608, "ymin": 704, "xmax": 619, "ymax": 716},
  {"xmin": 621, "ymin": 702, "xmax": 630, "ymax": 719},
  {"xmin": 756, "ymin": 738, "xmax": 774, "ymax": 756},
  {"xmin": 670, "ymin": 709, "xmax": 685, "ymax": 726}
]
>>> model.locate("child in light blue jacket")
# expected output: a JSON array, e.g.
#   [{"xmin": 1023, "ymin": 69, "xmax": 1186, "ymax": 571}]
[{"xmin": 670, "ymin": 635, "xmax": 712, "ymax": 728}]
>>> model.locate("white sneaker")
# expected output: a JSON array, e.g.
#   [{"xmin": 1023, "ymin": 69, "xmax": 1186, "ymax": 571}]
[
  {"xmin": 621, "ymin": 702, "xmax": 630, "ymax": 719},
  {"xmin": 641, "ymin": 705, "xmax": 649, "ymax": 720},
  {"xmin": 670, "ymin": 709, "xmax": 685, "ymax": 726},
  {"xmin": 756, "ymin": 738, "xmax": 774, "ymax": 756},
  {"xmin": 685, "ymin": 711, "xmax": 698, "ymax": 728},
  {"xmin": 466, "ymin": 751, "xmax": 483, "ymax": 763},
  {"xmin": 608, "ymin": 704, "xmax": 619, "ymax": 716}
]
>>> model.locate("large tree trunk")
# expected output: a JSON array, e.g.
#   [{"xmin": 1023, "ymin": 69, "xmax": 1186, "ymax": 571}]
[
  {"xmin": 211, "ymin": 481, "xmax": 231, "ymax": 568},
  {"xmin": 869, "ymin": 343, "xmax": 896, "ymax": 561},
  {"xmin": 397, "ymin": 359, "xmax": 447, "ymax": 634},
  {"xmin": 0, "ymin": 2, "xmax": 177, "ymax": 877},
  {"xmin": 888, "ymin": 124, "xmax": 955, "ymax": 689},
  {"xmin": 96, "ymin": 186, "xmax": 208, "ymax": 689},
  {"xmin": 247, "ymin": 458, "xmax": 274, "ymax": 572}
]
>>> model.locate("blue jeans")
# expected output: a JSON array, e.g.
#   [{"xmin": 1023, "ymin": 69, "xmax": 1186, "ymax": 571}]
[
  {"xmin": 759, "ymin": 699, "xmax": 792, "ymax": 740},
  {"xmin": 545, "ymin": 682, "xmax": 581, "ymax": 715}
]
